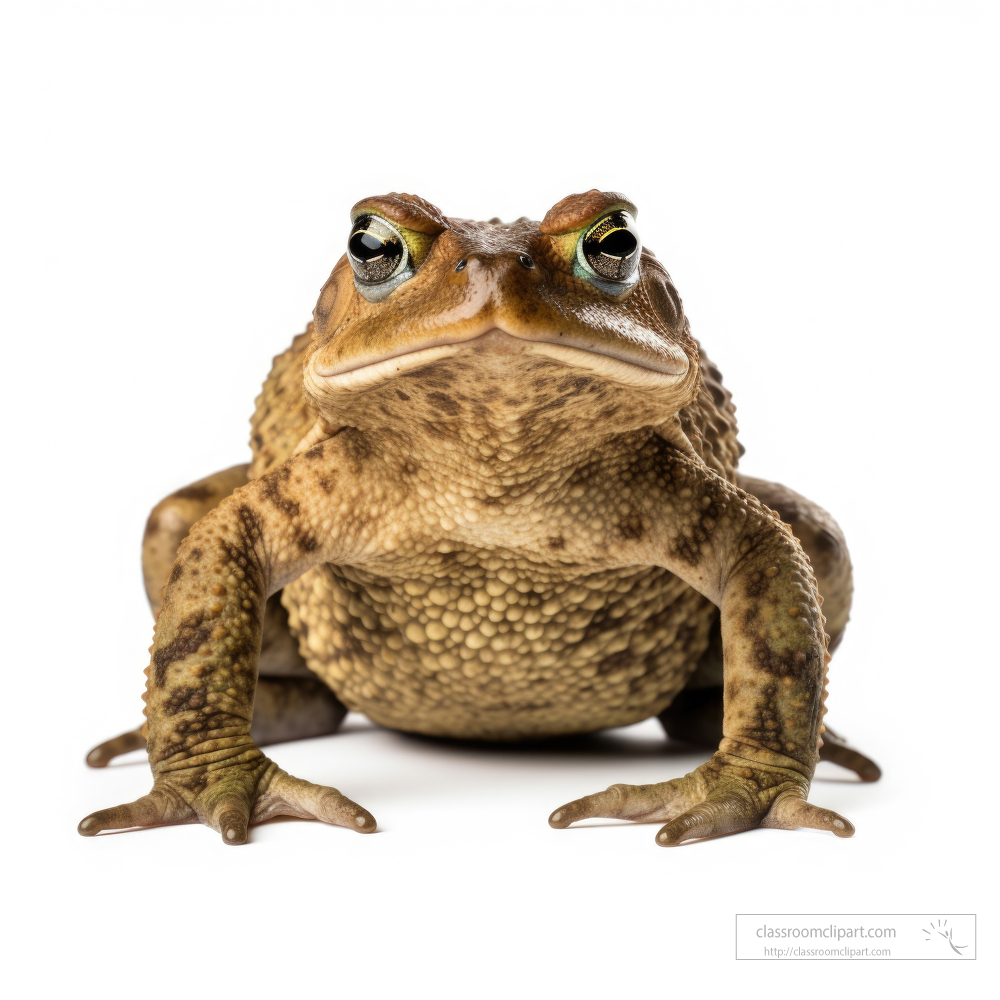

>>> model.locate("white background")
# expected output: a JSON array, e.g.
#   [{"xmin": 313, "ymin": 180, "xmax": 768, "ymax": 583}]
[{"xmin": 1, "ymin": 1, "xmax": 996, "ymax": 996}]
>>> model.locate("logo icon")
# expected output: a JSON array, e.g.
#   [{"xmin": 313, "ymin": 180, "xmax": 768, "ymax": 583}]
[{"xmin": 922, "ymin": 918, "xmax": 968, "ymax": 956}]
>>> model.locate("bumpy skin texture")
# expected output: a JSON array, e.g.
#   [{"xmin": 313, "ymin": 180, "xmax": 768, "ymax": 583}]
[{"xmin": 80, "ymin": 190, "xmax": 871, "ymax": 846}]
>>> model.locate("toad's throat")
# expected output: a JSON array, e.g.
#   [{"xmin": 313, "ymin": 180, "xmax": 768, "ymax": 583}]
[{"xmin": 314, "ymin": 328, "xmax": 688, "ymax": 391}]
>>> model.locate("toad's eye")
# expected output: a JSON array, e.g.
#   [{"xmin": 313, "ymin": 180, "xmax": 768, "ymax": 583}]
[
  {"xmin": 348, "ymin": 215, "xmax": 408, "ymax": 285},
  {"xmin": 578, "ymin": 211, "xmax": 641, "ymax": 287}
]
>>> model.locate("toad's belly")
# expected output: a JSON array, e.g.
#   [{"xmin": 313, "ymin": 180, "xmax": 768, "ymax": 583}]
[{"xmin": 283, "ymin": 561, "xmax": 717, "ymax": 739}]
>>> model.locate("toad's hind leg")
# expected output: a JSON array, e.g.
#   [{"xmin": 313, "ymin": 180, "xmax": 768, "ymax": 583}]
[
  {"xmin": 658, "ymin": 474, "xmax": 880, "ymax": 782},
  {"xmin": 248, "ymin": 676, "xmax": 348, "ymax": 745},
  {"xmin": 85, "ymin": 464, "xmax": 347, "ymax": 767}
]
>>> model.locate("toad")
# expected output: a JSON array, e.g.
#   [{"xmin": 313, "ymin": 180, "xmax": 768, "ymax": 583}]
[{"xmin": 79, "ymin": 190, "xmax": 879, "ymax": 847}]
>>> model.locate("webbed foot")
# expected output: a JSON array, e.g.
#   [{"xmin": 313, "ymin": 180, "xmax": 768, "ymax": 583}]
[{"xmin": 548, "ymin": 750, "xmax": 854, "ymax": 846}]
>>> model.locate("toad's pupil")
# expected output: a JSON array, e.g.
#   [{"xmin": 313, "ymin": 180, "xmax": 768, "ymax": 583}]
[
  {"xmin": 594, "ymin": 228, "xmax": 637, "ymax": 259},
  {"xmin": 350, "ymin": 230, "xmax": 399, "ymax": 262}
]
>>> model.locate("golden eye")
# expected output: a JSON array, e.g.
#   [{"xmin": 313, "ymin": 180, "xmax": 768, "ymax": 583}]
[
  {"xmin": 580, "ymin": 211, "xmax": 641, "ymax": 282},
  {"xmin": 348, "ymin": 215, "xmax": 408, "ymax": 284}
]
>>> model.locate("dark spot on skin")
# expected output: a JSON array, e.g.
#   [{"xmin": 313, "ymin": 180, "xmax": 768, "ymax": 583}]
[
  {"xmin": 317, "ymin": 476, "xmax": 336, "ymax": 494},
  {"xmin": 164, "ymin": 686, "xmax": 207, "ymax": 715},
  {"xmin": 670, "ymin": 535, "xmax": 704, "ymax": 566},
  {"xmin": 260, "ymin": 468, "xmax": 300, "ymax": 517},
  {"xmin": 426, "ymin": 392, "xmax": 461, "ymax": 416},
  {"xmin": 340, "ymin": 427, "xmax": 373, "ymax": 465},
  {"xmin": 153, "ymin": 612, "xmax": 213, "ymax": 685},
  {"xmin": 749, "ymin": 638, "xmax": 820, "ymax": 680},
  {"xmin": 523, "ymin": 378, "xmax": 597, "ymax": 421},
  {"xmin": 236, "ymin": 504, "xmax": 264, "ymax": 545},
  {"xmin": 168, "ymin": 563, "xmax": 183, "ymax": 585},
  {"xmin": 744, "ymin": 572, "xmax": 772, "ymax": 599},
  {"xmin": 305, "ymin": 445, "xmax": 325, "ymax": 460},
  {"xmin": 298, "ymin": 533, "xmax": 319, "ymax": 553},
  {"xmin": 403, "ymin": 368, "xmax": 453, "ymax": 389},
  {"xmin": 190, "ymin": 548, "xmax": 202, "ymax": 561},
  {"xmin": 547, "ymin": 535, "xmax": 565, "ymax": 549},
  {"xmin": 395, "ymin": 390, "xmax": 411, "ymax": 401},
  {"xmin": 617, "ymin": 514, "xmax": 646, "ymax": 540},
  {"xmin": 741, "ymin": 601, "xmax": 761, "ymax": 633},
  {"xmin": 183, "ymin": 770, "xmax": 211, "ymax": 793},
  {"xmin": 252, "ymin": 433, "xmax": 264, "ymax": 451},
  {"xmin": 171, "ymin": 485, "xmax": 214, "ymax": 502}
]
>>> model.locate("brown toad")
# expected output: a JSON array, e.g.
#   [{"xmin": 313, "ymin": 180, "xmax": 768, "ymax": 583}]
[{"xmin": 79, "ymin": 190, "xmax": 879, "ymax": 847}]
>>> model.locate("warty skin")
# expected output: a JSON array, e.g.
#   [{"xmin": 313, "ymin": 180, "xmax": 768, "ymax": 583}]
[{"xmin": 79, "ymin": 190, "xmax": 877, "ymax": 847}]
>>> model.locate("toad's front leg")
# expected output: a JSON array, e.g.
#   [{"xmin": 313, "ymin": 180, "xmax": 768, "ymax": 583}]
[
  {"xmin": 549, "ymin": 448, "xmax": 853, "ymax": 845},
  {"xmin": 78, "ymin": 440, "xmax": 377, "ymax": 845}
]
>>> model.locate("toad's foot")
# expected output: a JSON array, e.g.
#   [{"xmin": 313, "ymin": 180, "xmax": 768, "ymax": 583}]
[
  {"xmin": 78, "ymin": 753, "xmax": 376, "ymax": 845},
  {"xmin": 548, "ymin": 751, "xmax": 854, "ymax": 846}
]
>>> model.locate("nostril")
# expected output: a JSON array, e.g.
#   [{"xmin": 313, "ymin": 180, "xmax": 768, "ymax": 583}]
[
  {"xmin": 455, "ymin": 259, "xmax": 467, "ymax": 272},
  {"xmin": 518, "ymin": 255, "xmax": 534, "ymax": 269}
]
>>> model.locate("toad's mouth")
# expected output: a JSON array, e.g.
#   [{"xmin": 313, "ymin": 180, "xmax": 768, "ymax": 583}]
[{"xmin": 311, "ymin": 327, "xmax": 689, "ymax": 392}]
